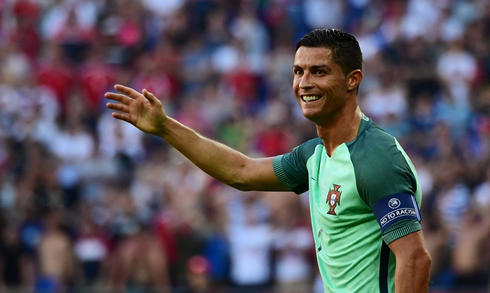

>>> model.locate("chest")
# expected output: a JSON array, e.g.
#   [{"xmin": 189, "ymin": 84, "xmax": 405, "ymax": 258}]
[{"xmin": 307, "ymin": 145, "xmax": 372, "ymax": 226}]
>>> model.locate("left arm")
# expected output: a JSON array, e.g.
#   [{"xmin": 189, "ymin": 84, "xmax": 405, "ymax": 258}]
[{"xmin": 388, "ymin": 230, "xmax": 432, "ymax": 293}]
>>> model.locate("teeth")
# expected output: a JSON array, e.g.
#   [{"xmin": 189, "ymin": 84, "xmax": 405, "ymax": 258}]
[{"xmin": 303, "ymin": 95, "xmax": 321, "ymax": 101}]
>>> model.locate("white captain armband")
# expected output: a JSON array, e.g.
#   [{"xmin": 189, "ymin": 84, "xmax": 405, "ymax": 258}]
[{"xmin": 372, "ymin": 193, "xmax": 422, "ymax": 233}]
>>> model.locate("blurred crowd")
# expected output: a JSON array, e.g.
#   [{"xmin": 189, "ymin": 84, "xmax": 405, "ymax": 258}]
[{"xmin": 0, "ymin": 0, "xmax": 489, "ymax": 292}]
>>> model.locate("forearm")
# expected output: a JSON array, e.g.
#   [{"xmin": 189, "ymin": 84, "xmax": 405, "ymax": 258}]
[
  {"xmin": 105, "ymin": 86, "xmax": 286, "ymax": 191},
  {"xmin": 159, "ymin": 117, "xmax": 274, "ymax": 190},
  {"xmin": 394, "ymin": 252, "xmax": 431, "ymax": 293}
]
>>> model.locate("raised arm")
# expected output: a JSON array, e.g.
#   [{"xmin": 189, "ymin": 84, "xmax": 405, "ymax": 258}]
[{"xmin": 105, "ymin": 84, "xmax": 289, "ymax": 192}]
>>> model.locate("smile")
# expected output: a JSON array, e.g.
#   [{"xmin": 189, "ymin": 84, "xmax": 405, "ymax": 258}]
[{"xmin": 302, "ymin": 95, "xmax": 322, "ymax": 102}]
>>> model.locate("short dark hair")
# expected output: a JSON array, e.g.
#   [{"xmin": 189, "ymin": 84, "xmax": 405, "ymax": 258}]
[{"xmin": 296, "ymin": 28, "xmax": 363, "ymax": 76}]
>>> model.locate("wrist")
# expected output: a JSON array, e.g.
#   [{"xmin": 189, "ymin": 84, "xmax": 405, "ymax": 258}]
[{"xmin": 157, "ymin": 116, "xmax": 175, "ymax": 139}]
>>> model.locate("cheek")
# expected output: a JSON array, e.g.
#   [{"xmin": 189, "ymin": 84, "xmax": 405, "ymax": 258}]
[{"xmin": 292, "ymin": 80, "xmax": 300, "ymax": 94}]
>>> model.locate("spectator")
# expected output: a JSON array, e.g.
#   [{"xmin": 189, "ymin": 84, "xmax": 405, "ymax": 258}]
[
  {"xmin": 73, "ymin": 219, "xmax": 108, "ymax": 287},
  {"xmin": 110, "ymin": 221, "xmax": 170, "ymax": 292},
  {"xmin": 269, "ymin": 192, "xmax": 314, "ymax": 292},
  {"xmin": 36, "ymin": 211, "xmax": 74, "ymax": 292},
  {"xmin": 0, "ymin": 223, "xmax": 27, "ymax": 290},
  {"xmin": 227, "ymin": 192, "xmax": 273, "ymax": 291}
]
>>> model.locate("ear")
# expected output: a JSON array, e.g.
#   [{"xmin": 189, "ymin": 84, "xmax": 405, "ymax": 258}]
[{"xmin": 346, "ymin": 69, "xmax": 363, "ymax": 92}]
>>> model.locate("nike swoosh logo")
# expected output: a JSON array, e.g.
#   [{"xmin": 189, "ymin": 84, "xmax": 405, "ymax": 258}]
[{"xmin": 311, "ymin": 177, "xmax": 316, "ymax": 181}]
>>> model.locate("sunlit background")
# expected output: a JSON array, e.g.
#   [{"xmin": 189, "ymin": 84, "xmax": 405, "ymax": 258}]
[{"xmin": 0, "ymin": 0, "xmax": 489, "ymax": 292}]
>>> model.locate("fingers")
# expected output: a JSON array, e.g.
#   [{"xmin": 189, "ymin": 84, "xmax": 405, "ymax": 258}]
[
  {"xmin": 142, "ymin": 89, "xmax": 159, "ymax": 105},
  {"xmin": 114, "ymin": 84, "xmax": 142, "ymax": 99},
  {"xmin": 106, "ymin": 101, "xmax": 132, "ymax": 123},
  {"xmin": 105, "ymin": 85, "xmax": 160, "ymax": 106},
  {"xmin": 111, "ymin": 112, "xmax": 131, "ymax": 123},
  {"xmin": 104, "ymin": 92, "xmax": 134, "ymax": 105},
  {"xmin": 105, "ymin": 85, "xmax": 161, "ymax": 122},
  {"xmin": 106, "ymin": 102, "xmax": 129, "ymax": 113}
]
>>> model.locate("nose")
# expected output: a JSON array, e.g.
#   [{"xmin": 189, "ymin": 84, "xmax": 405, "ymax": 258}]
[{"xmin": 299, "ymin": 72, "xmax": 313, "ymax": 89}]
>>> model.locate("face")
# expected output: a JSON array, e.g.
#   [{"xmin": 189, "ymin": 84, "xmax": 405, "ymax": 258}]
[{"xmin": 293, "ymin": 46, "xmax": 350, "ymax": 125}]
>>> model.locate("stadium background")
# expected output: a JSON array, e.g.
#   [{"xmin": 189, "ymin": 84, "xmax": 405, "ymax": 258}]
[{"xmin": 0, "ymin": 0, "xmax": 489, "ymax": 292}]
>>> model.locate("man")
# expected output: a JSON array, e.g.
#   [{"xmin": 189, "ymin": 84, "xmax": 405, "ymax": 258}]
[{"xmin": 105, "ymin": 28, "xmax": 431, "ymax": 292}]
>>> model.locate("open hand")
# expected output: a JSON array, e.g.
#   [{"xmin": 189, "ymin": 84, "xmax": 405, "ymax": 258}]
[{"xmin": 105, "ymin": 84, "xmax": 167, "ymax": 136}]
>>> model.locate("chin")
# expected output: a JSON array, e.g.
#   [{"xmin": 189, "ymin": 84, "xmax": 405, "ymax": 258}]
[
  {"xmin": 302, "ymin": 109, "xmax": 332, "ymax": 125},
  {"xmin": 302, "ymin": 111, "xmax": 320, "ymax": 122}
]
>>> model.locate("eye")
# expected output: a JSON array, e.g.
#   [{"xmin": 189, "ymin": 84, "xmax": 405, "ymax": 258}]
[
  {"xmin": 315, "ymin": 70, "xmax": 326, "ymax": 75},
  {"xmin": 293, "ymin": 69, "xmax": 303, "ymax": 76}
]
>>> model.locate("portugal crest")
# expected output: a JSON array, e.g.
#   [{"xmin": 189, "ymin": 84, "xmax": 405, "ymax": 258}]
[{"xmin": 326, "ymin": 184, "xmax": 342, "ymax": 215}]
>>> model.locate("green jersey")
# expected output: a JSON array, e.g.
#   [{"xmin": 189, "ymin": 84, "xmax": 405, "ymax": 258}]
[{"xmin": 273, "ymin": 115, "xmax": 422, "ymax": 293}]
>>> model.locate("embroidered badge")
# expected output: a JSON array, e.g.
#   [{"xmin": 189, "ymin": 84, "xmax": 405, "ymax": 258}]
[{"xmin": 326, "ymin": 184, "xmax": 342, "ymax": 215}]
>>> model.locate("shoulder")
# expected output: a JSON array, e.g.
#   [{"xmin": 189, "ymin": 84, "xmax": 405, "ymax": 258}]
[
  {"xmin": 275, "ymin": 136, "xmax": 322, "ymax": 173},
  {"xmin": 293, "ymin": 137, "xmax": 323, "ymax": 160},
  {"xmin": 348, "ymin": 123, "xmax": 418, "ymax": 206},
  {"xmin": 273, "ymin": 137, "xmax": 321, "ymax": 194},
  {"xmin": 348, "ymin": 123, "xmax": 408, "ymax": 170}
]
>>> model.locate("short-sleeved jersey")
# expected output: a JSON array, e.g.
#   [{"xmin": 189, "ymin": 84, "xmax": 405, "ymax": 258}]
[{"xmin": 273, "ymin": 115, "xmax": 422, "ymax": 293}]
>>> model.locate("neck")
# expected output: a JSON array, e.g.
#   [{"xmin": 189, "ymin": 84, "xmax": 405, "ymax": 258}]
[{"xmin": 316, "ymin": 106, "xmax": 363, "ymax": 157}]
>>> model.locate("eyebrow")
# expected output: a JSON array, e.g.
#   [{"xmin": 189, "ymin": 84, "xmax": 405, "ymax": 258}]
[{"xmin": 292, "ymin": 64, "xmax": 331, "ymax": 71}]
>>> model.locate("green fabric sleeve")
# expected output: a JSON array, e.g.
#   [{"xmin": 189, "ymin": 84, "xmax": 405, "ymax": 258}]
[
  {"xmin": 272, "ymin": 138, "xmax": 320, "ymax": 194},
  {"xmin": 382, "ymin": 220, "xmax": 421, "ymax": 245}
]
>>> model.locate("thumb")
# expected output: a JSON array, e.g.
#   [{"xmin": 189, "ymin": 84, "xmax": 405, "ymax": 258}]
[{"xmin": 142, "ymin": 89, "xmax": 159, "ymax": 105}]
